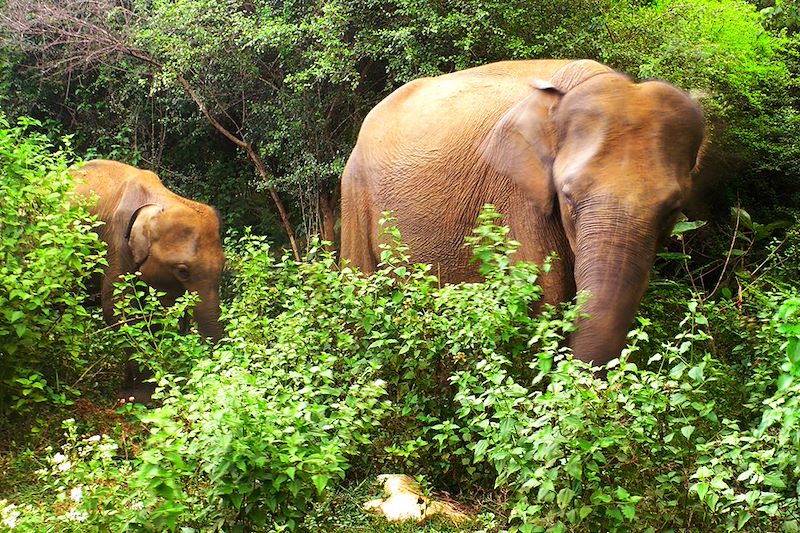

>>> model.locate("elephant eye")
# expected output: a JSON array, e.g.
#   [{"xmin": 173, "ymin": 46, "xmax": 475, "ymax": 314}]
[
  {"xmin": 664, "ymin": 206, "xmax": 682, "ymax": 224},
  {"xmin": 562, "ymin": 192, "xmax": 576, "ymax": 211},
  {"xmin": 175, "ymin": 264, "xmax": 190, "ymax": 281}
]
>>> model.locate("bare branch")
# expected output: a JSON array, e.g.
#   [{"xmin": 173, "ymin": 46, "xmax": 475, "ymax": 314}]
[{"xmin": 0, "ymin": 0, "xmax": 148, "ymax": 75}]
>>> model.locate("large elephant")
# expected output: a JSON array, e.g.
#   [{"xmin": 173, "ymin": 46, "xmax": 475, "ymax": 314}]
[
  {"xmin": 71, "ymin": 159, "xmax": 225, "ymax": 397},
  {"xmin": 340, "ymin": 59, "xmax": 705, "ymax": 368}
]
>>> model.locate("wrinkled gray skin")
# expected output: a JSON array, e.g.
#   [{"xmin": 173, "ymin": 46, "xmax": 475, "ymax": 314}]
[
  {"xmin": 340, "ymin": 60, "xmax": 705, "ymax": 368},
  {"xmin": 71, "ymin": 159, "xmax": 225, "ymax": 400}
]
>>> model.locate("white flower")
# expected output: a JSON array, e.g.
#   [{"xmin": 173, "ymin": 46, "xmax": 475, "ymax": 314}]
[
  {"xmin": 2, "ymin": 501, "xmax": 19, "ymax": 529},
  {"xmin": 131, "ymin": 501, "xmax": 144, "ymax": 511},
  {"xmin": 87, "ymin": 435, "xmax": 101, "ymax": 443},
  {"xmin": 52, "ymin": 452, "xmax": 66, "ymax": 464},
  {"xmin": 58, "ymin": 461, "xmax": 73, "ymax": 472},
  {"xmin": 69, "ymin": 486, "xmax": 83, "ymax": 503},
  {"xmin": 66, "ymin": 508, "xmax": 88, "ymax": 522},
  {"xmin": 373, "ymin": 379, "xmax": 387, "ymax": 388},
  {"xmin": 2, "ymin": 514, "xmax": 16, "ymax": 529}
]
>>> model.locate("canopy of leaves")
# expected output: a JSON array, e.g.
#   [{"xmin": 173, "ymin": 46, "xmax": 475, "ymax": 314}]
[{"xmin": 0, "ymin": 0, "xmax": 796, "ymax": 241}]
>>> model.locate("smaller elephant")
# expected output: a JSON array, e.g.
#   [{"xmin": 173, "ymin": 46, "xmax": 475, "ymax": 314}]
[{"xmin": 70, "ymin": 159, "xmax": 225, "ymax": 400}]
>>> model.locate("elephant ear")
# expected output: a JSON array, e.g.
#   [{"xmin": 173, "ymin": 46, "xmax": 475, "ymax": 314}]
[
  {"xmin": 109, "ymin": 180, "xmax": 162, "ymax": 268},
  {"xmin": 479, "ymin": 83, "xmax": 562, "ymax": 217},
  {"xmin": 127, "ymin": 204, "xmax": 163, "ymax": 267}
]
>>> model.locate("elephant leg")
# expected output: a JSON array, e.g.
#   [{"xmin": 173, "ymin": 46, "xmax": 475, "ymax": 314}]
[
  {"xmin": 178, "ymin": 313, "xmax": 191, "ymax": 335},
  {"xmin": 119, "ymin": 358, "xmax": 156, "ymax": 404},
  {"xmin": 340, "ymin": 169, "xmax": 380, "ymax": 274}
]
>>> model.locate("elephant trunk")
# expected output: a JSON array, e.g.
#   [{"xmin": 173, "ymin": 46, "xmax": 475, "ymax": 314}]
[
  {"xmin": 194, "ymin": 291, "xmax": 224, "ymax": 343},
  {"xmin": 569, "ymin": 212, "xmax": 656, "ymax": 367}
]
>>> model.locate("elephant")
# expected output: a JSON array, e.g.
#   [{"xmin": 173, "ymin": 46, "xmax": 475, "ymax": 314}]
[
  {"xmin": 70, "ymin": 159, "xmax": 225, "ymax": 399},
  {"xmin": 340, "ymin": 59, "xmax": 705, "ymax": 368}
]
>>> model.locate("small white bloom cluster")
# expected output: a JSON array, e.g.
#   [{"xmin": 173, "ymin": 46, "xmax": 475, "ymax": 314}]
[
  {"xmin": 65, "ymin": 508, "xmax": 88, "ymax": 522},
  {"xmin": 69, "ymin": 486, "xmax": 83, "ymax": 503},
  {"xmin": 97, "ymin": 439, "xmax": 119, "ymax": 458},
  {"xmin": 51, "ymin": 452, "xmax": 73, "ymax": 472},
  {"xmin": 1, "ymin": 500, "xmax": 20, "ymax": 529}
]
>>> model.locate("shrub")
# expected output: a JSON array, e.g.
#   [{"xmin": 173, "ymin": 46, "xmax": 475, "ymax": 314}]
[
  {"xmin": 5, "ymin": 206, "xmax": 800, "ymax": 532},
  {"xmin": 0, "ymin": 115, "xmax": 105, "ymax": 415},
  {"xmin": 0, "ymin": 418, "xmax": 141, "ymax": 532}
]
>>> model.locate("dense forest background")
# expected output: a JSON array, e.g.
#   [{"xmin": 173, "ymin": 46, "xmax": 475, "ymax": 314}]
[
  {"xmin": 2, "ymin": 1, "xmax": 800, "ymax": 532},
  {"xmin": 1, "ymin": 0, "xmax": 798, "ymax": 253}
]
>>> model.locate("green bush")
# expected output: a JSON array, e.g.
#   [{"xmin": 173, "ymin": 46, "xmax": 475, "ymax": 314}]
[
  {"xmin": 4, "ymin": 206, "xmax": 800, "ymax": 532},
  {"xmin": 0, "ymin": 115, "xmax": 105, "ymax": 415},
  {"xmin": 0, "ymin": 418, "xmax": 141, "ymax": 532}
]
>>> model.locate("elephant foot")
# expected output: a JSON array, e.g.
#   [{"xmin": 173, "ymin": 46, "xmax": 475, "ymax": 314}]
[
  {"xmin": 117, "ymin": 382, "xmax": 156, "ymax": 405},
  {"xmin": 118, "ymin": 360, "xmax": 156, "ymax": 405}
]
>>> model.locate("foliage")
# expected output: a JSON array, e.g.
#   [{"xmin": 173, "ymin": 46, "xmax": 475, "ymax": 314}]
[
  {"xmin": 3, "ymin": 207, "xmax": 799, "ymax": 532},
  {"xmin": 1, "ymin": 2, "xmax": 799, "ymax": 530},
  {"xmin": 758, "ymin": 0, "xmax": 800, "ymax": 33},
  {"xmin": 3, "ymin": 262, "xmax": 395, "ymax": 531},
  {"xmin": 0, "ymin": 418, "xmax": 140, "ymax": 532},
  {"xmin": 0, "ymin": 115, "xmax": 105, "ymax": 415}
]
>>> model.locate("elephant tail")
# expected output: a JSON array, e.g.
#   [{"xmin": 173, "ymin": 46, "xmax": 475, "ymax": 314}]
[{"xmin": 340, "ymin": 149, "xmax": 379, "ymax": 274}]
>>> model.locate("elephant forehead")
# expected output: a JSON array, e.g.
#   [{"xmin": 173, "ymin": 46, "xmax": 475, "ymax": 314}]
[
  {"xmin": 161, "ymin": 206, "xmax": 219, "ymax": 235},
  {"xmin": 156, "ymin": 210, "xmax": 222, "ymax": 253},
  {"xmin": 553, "ymin": 142, "xmax": 687, "ymax": 215},
  {"xmin": 561, "ymin": 80, "xmax": 702, "ymax": 152},
  {"xmin": 554, "ymin": 84, "xmax": 698, "ymax": 199}
]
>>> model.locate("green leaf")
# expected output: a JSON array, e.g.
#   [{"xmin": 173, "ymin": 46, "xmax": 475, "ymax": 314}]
[
  {"xmin": 672, "ymin": 219, "xmax": 707, "ymax": 235},
  {"xmin": 787, "ymin": 337, "xmax": 800, "ymax": 366},
  {"xmin": 688, "ymin": 365, "xmax": 704, "ymax": 381},
  {"xmin": 564, "ymin": 455, "xmax": 582, "ymax": 480},
  {"xmin": 472, "ymin": 439, "xmax": 489, "ymax": 462},
  {"xmin": 312, "ymin": 473, "xmax": 331, "ymax": 495},
  {"xmin": 557, "ymin": 487, "xmax": 575, "ymax": 509},
  {"xmin": 7, "ymin": 310, "xmax": 25, "ymax": 323},
  {"xmin": 657, "ymin": 252, "xmax": 691, "ymax": 261},
  {"xmin": 537, "ymin": 479, "xmax": 555, "ymax": 502},
  {"xmin": 737, "ymin": 511, "xmax": 751, "ymax": 530},
  {"xmin": 621, "ymin": 503, "xmax": 636, "ymax": 520},
  {"xmin": 777, "ymin": 374, "xmax": 793, "ymax": 391},
  {"xmin": 763, "ymin": 473, "xmax": 786, "ymax": 489},
  {"xmin": 693, "ymin": 482, "xmax": 709, "ymax": 501}
]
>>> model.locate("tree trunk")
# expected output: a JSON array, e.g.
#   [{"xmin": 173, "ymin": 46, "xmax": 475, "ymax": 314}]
[{"xmin": 319, "ymin": 185, "xmax": 339, "ymax": 250}]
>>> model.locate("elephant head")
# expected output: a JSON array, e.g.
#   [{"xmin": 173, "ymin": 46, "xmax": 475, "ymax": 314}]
[
  {"xmin": 483, "ymin": 60, "xmax": 705, "ymax": 366},
  {"xmin": 125, "ymin": 201, "xmax": 225, "ymax": 342},
  {"xmin": 72, "ymin": 159, "xmax": 226, "ymax": 343}
]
